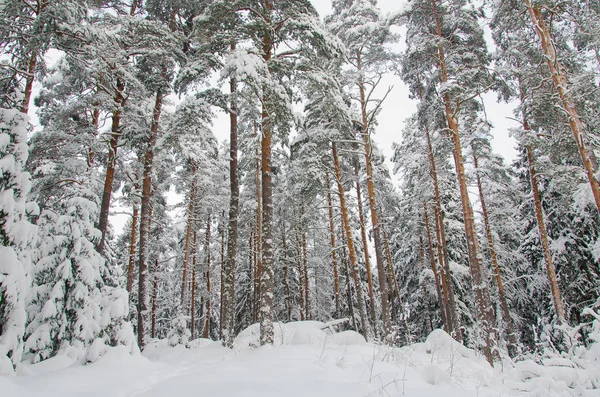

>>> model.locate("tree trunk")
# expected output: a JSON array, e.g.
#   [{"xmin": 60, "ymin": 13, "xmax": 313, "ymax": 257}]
[
  {"xmin": 191, "ymin": 231, "xmax": 198, "ymax": 339},
  {"xmin": 302, "ymin": 229, "xmax": 310, "ymax": 320},
  {"xmin": 97, "ymin": 77, "xmax": 125, "ymax": 252},
  {"xmin": 282, "ymin": 226, "xmax": 292, "ymax": 322},
  {"xmin": 297, "ymin": 230, "xmax": 305, "ymax": 321},
  {"xmin": 355, "ymin": 165, "xmax": 377, "ymax": 330},
  {"xmin": 137, "ymin": 88, "xmax": 163, "ymax": 350},
  {"xmin": 423, "ymin": 202, "xmax": 450, "ymax": 333},
  {"xmin": 332, "ymin": 142, "xmax": 372, "ymax": 339},
  {"xmin": 525, "ymin": 1, "xmax": 600, "ymax": 214},
  {"xmin": 254, "ymin": 123, "xmax": 262, "ymax": 325},
  {"xmin": 126, "ymin": 204, "xmax": 139, "ymax": 295},
  {"xmin": 432, "ymin": 0, "xmax": 496, "ymax": 364},
  {"xmin": 325, "ymin": 169, "xmax": 341, "ymax": 317},
  {"xmin": 204, "ymin": 214, "xmax": 212, "ymax": 339},
  {"xmin": 151, "ymin": 265, "xmax": 158, "ymax": 339},
  {"xmin": 382, "ymin": 221, "xmax": 402, "ymax": 316},
  {"xmin": 357, "ymin": 60, "xmax": 391, "ymax": 337},
  {"xmin": 472, "ymin": 150, "xmax": 518, "ymax": 356},
  {"xmin": 219, "ymin": 210, "xmax": 226, "ymax": 340},
  {"xmin": 420, "ymin": 78, "xmax": 462, "ymax": 343},
  {"xmin": 526, "ymin": 145, "xmax": 567, "ymax": 323},
  {"xmin": 181, "ymin": 176, "xmax": 196, "ymax": 307}
]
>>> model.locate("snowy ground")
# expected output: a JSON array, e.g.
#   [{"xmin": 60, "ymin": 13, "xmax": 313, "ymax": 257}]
[{"xmin": 2, "ymin": 321, "xmax": 599, "ymax": 397}]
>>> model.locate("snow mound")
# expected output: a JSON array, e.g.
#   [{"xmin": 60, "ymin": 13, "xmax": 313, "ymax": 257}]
[
  {"xmin": 234, "ymin": 321, "xmax": 360, "ymax": 350},
  {"xmin": 187, "ymin": 338, "xmax": 214, "ymax": 349},
  {"xmin": 422, "ymin": 363, "xmax": 450, "ymax": 385},
  {"xmin": 328, "ymin": 330, "xmax": 367, "ymax": 345}
]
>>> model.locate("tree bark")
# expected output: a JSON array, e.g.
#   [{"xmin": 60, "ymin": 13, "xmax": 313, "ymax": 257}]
[
  {"xmin": 526, "ymin": 145, "xmax": 567, "ymax": 323},
  {"xmin": 325, "ymin": 169, "xmax": 341, "ymax": 317},
  {"xmin": 525, "ymin": 1, "xmax": 600, "ymax": 214},
  {"xmin": 282, "ymin": 225, "xmax": 292, "ymax": 322},
  {"xmin": 302, "ymin": 228, "xmax": 310, "ymax": 320},
  {"xmin": 97, "ymin": 77, "xmax": 125, "ymax": 252},
  {"xmin": 355, "ymin": 165, "xmax": 378, "ymax": 330},
  {"xmin": 332, "ymin": 142, "xmax": 372, "ymax": 339},
  {"xmin": 431, "ymin": 0, "xmax": 496, "ymax": 364},
  {"xmin": 472, "ymin": 150, "xmax": 518, "ymax": 356},
  {"xmin": 181, "ymin": 175, "xmax": 196, "ymax": 307},
  {"xmin": 137, "ymin": 87, "xmax": 163, "ymax": 350},
  {"xmin": 191, "ymin": 231, "xmax": 198, "ymax": 339},
  {"xmin": 357, "ymin": 56, "xmax": 392, "ymax": 337},
  {"xmin": 126, "ymin": 203, "xmax": 139, "ymax": 295},
  {"xmin": 151, "ymin": 263, "xmax": 158, "ymax": 339},
  {"xmin": 259, "ymin": 0, "xmax": 275, "ymax": 344},
  {"xmin": 20, "ymin": 52, "xmax": 37, "ymax": 115},
  {"xmin": 254, "ymin": 123, "xmax": 262, "ymax": 325},
  {"xmin": 420, "ymin": 78, "xmax": 462, "ymax": 342},
  {"xmin": 424, "ymin": 202, "xmax": 450, "ymax": 333},
  {"xmin": 297, "ymin": 229, "xmax": 305, "ymax": 321},
  {"xmin": 204, "ymin": 214, "xmax": 212, "ymax": 339}
]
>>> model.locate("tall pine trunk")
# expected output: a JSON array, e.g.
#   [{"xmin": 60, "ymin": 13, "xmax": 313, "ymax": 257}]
[
  {"xmin": 424, "ymin": 202, "xmax": 450, "ymax": 333},
  {"xmin": 332, "ymin": 142, "xmax": 372, "ymax": 339},
  {"xmin": 525, "ymin": 1, "xmax": 600, "ymax": 214},
  {"xmin": 432, "ymin": 0, "xmax": 496, "ymax": 364},
  {"xmin": 204, "ymin": 214, "xmax": 212, "ymax": 339},
  {"xmin": 357, "ymin": 61, "xmax": 391, "ymax": 337},
  {"xmin": 126, "ymin": 203, "xmax": 139, "ymax": 294},
  {"xmin": 181, "ymin": 175, "xmax": 196, "ymax": 307},
  {"xmin": 222, "ymin": 72, "xmax": 239, "ymax": 347},
  {"xmin": 472, "ymin": 150, "xmax": 518, "ymax": 356},
  {"xmin": 355, "ymin": 165, "xmax": 377, "ymax": 330},
  {"xmin": 325, "ymin": 169, "xmax": 341, "ymax": 317},
  {"xmin": 137, "ymin": 87, "xmax": 163, "ymax": 350},
  {"xmin": 259, "ymin": 1, "xmax": 275, "ymax": 344}
]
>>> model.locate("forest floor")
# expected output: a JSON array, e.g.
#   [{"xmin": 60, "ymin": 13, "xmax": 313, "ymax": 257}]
[{"xmin": 1, "ymin": 321, "xmax": 599, "ymax": 397}]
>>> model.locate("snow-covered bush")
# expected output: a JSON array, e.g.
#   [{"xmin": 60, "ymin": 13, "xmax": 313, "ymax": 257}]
[
  {"xmin": 167, "ymin": 315, "xmax": 191, "ymax": 347},
  {"xmin": 0, "ymin": 108, "xmax": 36, "ymax": 375}
]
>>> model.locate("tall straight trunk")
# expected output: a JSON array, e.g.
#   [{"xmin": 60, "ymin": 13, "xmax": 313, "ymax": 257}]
[
  {"xmin": 204, "ymin": 214, "xmax": 212, "ymax": 339},
  {"xmin": 191, "ymin": 231, "xmax": 198, "ymax": 339},
  {"xmin": 419, "ymin": 235, "xmax": 435, "ymax": 335},
  {"xmin": 357, "ymin": 63, "xmax": 391, "ymax": 336},
  {"xmin": 137, "ymin": 87, "xmax": 163, "ymax": 350},
  {"xmin": 341, "ymin": 229, "xmax": 358, "ymax": 332},
  {"xmin": 96, "ymin": 0, "xmax": 138, "ymax": 251},
  {"xmin": 432, "ymin": 0, "xmax": 496, "ymax": 364},
  {"xmin": 424, "ymin": 202, "xmax": 450, "ymax": 333},
  {"xmin": 525, "ymin": 1, "xmax": 600, "ymax": 214},
  {"xmin": 355, "ymin": 165, "xmax": 377, "ymax": 329},
  {"xmin": 282, "ymin": 226, "xmax": 292, "ymax": 322},
  {"xmin": 525, "ymin": 145, "xmax": 566, "ymax": 323},
  {"xmin": 181, "ymin": 180, "xmax": 196, "ymax": 306},
  {"xmin": 325, "ymin": 169, "xmax": 341, "ymax": 317},
  {"xmin": 126, "ymin": 203, "xmax": 139, "ymax": 294},
  {"xmin": 297, "ymin": 231, "xmax": 305, "ymax": 321},
  {"xmin": 421, "ymin": 84, "xmax": 462, "ymax": 342},
  {"xmin": 472, "ymin": 150, "xmax": 518, "ymax": 356},
  {"xmin": 219, "ymin": 210, "xmax": 226, "ymax": 340},
  {"xmin": 254, "ymin": 123, "xmax": 262, "ymax": 325},
  {"xmin": 151, "ymin": 264, "xmax": 158, "ymax": 339},
  {"xmin": 381, "ymin": 222, "xmax": 402, "ymax": 314},
  {"xmin": 332, "ymin": 142, "xmax": 372, "ymax": 339},
  {"xmin": 259, "ymin": 2, "xmax": 275, "ymax": 344},
  {"xmin": 97, "ymin": 77, "xmax": 125, "ymax": 252},
  {"xmin": 518, "ymin": 83, "xmax": 567, "ymax": 324},
  {"xmin": 302, "ymin": 229, "xmax": 310, "ymax": 320}
]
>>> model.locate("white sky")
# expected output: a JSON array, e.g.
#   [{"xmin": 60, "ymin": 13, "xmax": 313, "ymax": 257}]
[{"xmin": 209, "ymin": 0, "xmax": 519, "ymax": 175}]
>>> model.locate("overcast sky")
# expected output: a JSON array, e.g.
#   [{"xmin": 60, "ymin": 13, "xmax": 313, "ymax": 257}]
[{"xmin": 209, "ymin": 0, "xmax": 519, "ymax": 175}]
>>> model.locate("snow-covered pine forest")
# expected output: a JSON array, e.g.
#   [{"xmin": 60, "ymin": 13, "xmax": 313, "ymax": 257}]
[{"xmin": 1, "ymin": 0, "xmax": 600, "ymax": 395}]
